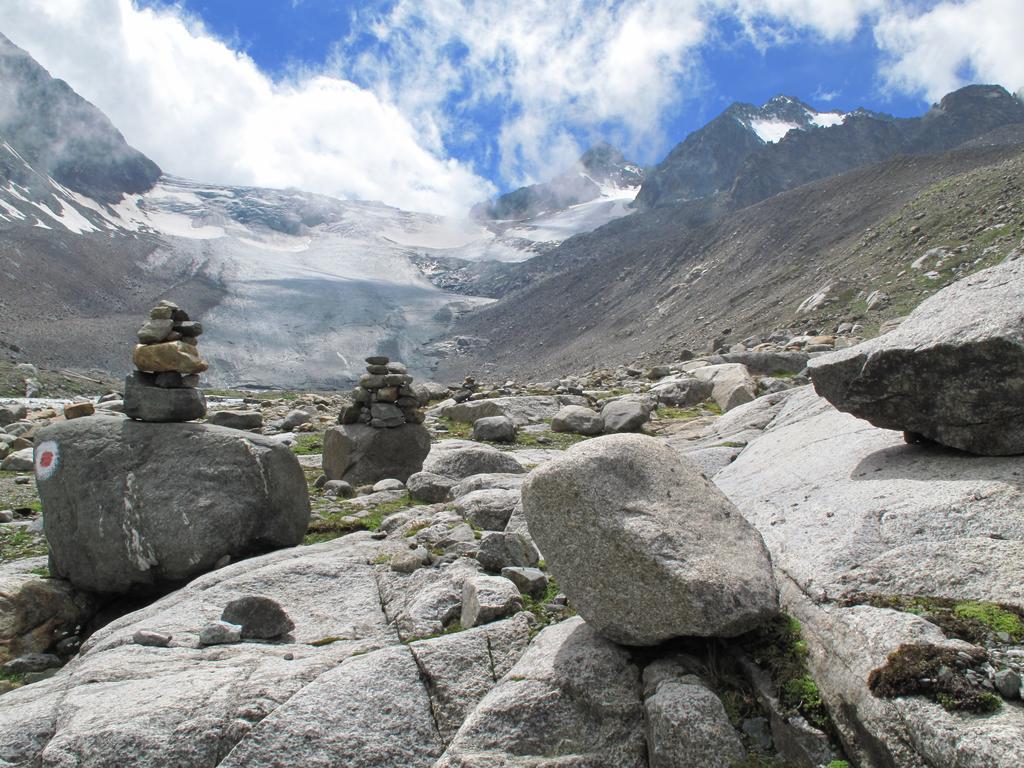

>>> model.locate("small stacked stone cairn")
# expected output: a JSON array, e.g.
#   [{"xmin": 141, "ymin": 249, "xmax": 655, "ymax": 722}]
[
  {"xmin": 124, "ymin": 301, "xmax": 209, "ymax": 423},
  {"xmin": 340, "ymin": 356, "xmax": 425, "ymax": 428}
]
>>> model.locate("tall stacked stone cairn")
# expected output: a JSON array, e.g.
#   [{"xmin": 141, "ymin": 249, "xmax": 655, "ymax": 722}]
[
  {"xmin": 324, "ymin": 356, "xmax": 431, "ymax": 485},
  {"xmin": 339, "ymin": 356, "xmax": 425, "ymax": 427},
  {"xmin": 125, "ymin": 300, "xmax": 208, "ymax": 423},
  {"xmin": 34, "ymin": 306, "xmax": 310, "ymax": 594}
]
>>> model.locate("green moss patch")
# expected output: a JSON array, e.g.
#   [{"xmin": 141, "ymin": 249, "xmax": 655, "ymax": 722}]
[
  {"xmin": 844, "ymin": 594, "xmax": 1024, "ymax": 645},
  {"xmin": 303, "ymin": 493, "xmax": 426, "ymax": 544},
  {"xmin": 291, "ymin": 433, "xmax": 324, "ymax": 456},
  {"xmin": 868, "ymin": 644, "xmax": 1001, "ymax": 714},
  {"xmin": 0, "ymin": 526, "xmax": 48, "ymax": 563},
  {"xmin": 737, "ymin": 615, "xmax": 831, "ymax": 732}
]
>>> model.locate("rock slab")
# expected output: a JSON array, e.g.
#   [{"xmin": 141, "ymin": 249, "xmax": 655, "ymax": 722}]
[
  {"xmin": 522, "ymin": 433, "xmax": 778, "ymax": 645},
  {"xmin": 808, "ymin": 255, "xmax": 1024, "ymax": 455}
]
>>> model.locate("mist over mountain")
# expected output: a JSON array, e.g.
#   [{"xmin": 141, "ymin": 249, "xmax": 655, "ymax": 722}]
[
  {"xmin": 0, "ymin": 33, "xmax": 160, "ymax": 203},
  {"xmin": 473, "ymin": 142, "xmax": 643, "ymax": 221}
]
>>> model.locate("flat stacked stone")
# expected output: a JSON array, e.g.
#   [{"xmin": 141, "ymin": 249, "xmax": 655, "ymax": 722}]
[
  {"xmin": 340, "ymin": 356, "xmax": 425, "ymax": 429},
  {"xmin": 125, "ymin": 301, "xmax": 209, "ymax": 422}
]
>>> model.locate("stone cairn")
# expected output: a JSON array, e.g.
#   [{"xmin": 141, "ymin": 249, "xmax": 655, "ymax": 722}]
[
  {"xmin": 124, "ymin": 301, "xmax": 209, "ymax": 423},
  {"xmin": 340, "ymin": 356, "xmax": 425, "ymax": 428}
]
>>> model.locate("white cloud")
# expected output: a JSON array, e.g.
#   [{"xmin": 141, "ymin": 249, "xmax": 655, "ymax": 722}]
[
  {"xmin": 875, "ymin": 0, "xmax": 1024, "ymax": 102},
  {"xmin": 3, "ymin": 0, "xmax": 1020, "ymax": 217},
  {"xmin": 0, "ymin": 0, "xmax": 493, "ymax": 215},
  {"xmin": 347, "ymin": 0, "xmax": 891, "ymax": 187}
]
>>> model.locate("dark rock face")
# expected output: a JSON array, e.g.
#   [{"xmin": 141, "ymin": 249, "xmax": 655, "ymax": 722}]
[
  {"xmin": 0, "ymin": 32, "xmax": 160, "ymax": 202},
  {"xmin": 221, "ymin": 596, "xmax": 294, "ymax": 640},
  {"xmin": 37, "ymin": 415, "xmax": 310, "ymax": 594},
  {"xmin": 322, "ymin": 423, "xmax": 431, "ymax": 485},
  {"xmin": 123, "ymin": 372, "xmax": 206, "ymax": 422},
  {"xmin": 808, "ymin": 255, "xmax": 1024, "ymax": 455},
  {"xmin": 637, "ymin": 85, "xmax": 1024, "ymax": 212}
]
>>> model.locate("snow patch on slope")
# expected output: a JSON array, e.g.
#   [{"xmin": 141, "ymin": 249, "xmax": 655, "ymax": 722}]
[{"xmin": 749, "ymin": 119, "xmax": 802, "ymax": 144}]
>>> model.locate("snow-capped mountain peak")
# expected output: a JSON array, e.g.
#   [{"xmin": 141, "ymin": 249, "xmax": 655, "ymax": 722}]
[{"xmin": 731, "ymin": 96, "xmax": 849, "ymax": 144}]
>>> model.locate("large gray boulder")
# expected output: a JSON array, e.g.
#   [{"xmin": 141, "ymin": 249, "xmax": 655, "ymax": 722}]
[
  {"xmin": 600, "ymin": 399, "xmax": 651, "ymax": 433},
  {"xmin": 422, "ymin": 441, "xmax": 524, "ymax": 480},
  {"xmin": 207, "ymin": 410, "xmax": 263, "ymax": 430},
  {"xmin": 522, "ymin": 434, "xmax": 777, "ymax": 645},
  {"xmin": 692, "ymin": 363, "xmax": 757, "ymax": 412},
  {"xmin": 551, "ymin": 404, "xmax": 604, "ymax": 435},
  {"xmin": 471, "ymin": 415, "xmax": 517, "ymax": 443},
  {"xmin": 436, "ymin": 617, "xmax": 646, "ymax": 767},
  {"xmin": 0, "ymin": 447, "xmax": 33, "ymax": 472},
  {"xmin": 323, "ymin": 423, "xmax": 431, "ymax": 485},
  {"xmin": 650, "ymin": 376, "xmax": 713, "ymax": 407},
  {"xmin": 36, "ymin": 415, "xmax": 310, "ymax": 594},
  {"xmin": 808, "ymin": 255, "xmax": 1024, "ymax": 455}
]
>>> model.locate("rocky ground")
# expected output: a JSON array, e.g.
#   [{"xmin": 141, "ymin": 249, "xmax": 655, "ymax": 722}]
[{"xmin": 0, "ymin": 257, "xmax": 1022, "ymax": 767}]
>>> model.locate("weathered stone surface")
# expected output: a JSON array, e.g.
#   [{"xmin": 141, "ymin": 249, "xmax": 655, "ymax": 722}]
[
  {"xmin": 551, "ymin": 404, "xmax": 604, "ymax": 435},
  {"xmin": 123, "ymin": 372, "xmax": 206, "ymax": 422},
  {"xmin": 436, "ymin": 617, "xmax": 646, "ymax": 767},
  {"xmin": 475, "ymin": 531, "xmax": 540, "ymax": 573},
  {"xmin": 644, "ymin": 663, "xmax": 746, "ymax": 768},
  {"xmin": 449, "ymin": 473, "xmax": 526, "ymax": 499},
  {"xmin": 0, "ymin": 534, "xmax": 394, "ymax": 767},
  {"xmin": 453, "ymin": 489, "xmax": 520, "ymax": 531},
  {"xmin": 0, "ymin": 447, "xmax": 33, "ymax": 471},
  {"xmin": 218, "ymin": 644, "xmax": 443, "ymax": 768},
  {"xmin": 207, "ymin": 410, "xmax": 263, "ymax": 430},
  {"xmin": 62, "ymin": 401, "xmax": 95, "ymax": 420},
  {"xmin": 136, "ymin": 317, "xmax": 173, "ymax": 344},
  {"xmin": 471, "ymin": 415, "xmax": 517, "ymax": 443},
  {"xmin": 650, "ymin": 376, "xmax": 714, "ymax": 407},
  {"xmin": 406, "ymin": 471, "xmax": 456, "ymax": 503},
  {"xmin": 600, "ymin": 398, "xmax": 651, "ymax": 433},
  {"xmin": 0, "ymin": 558, "xmax": 94, "ymax": 663},
  {"xmin": 436, "ymin": 395, "xmax": 588, "ymax": 426},
  {"xmin": 377, "ymin": 557, "xmax": 482, "ymax": 642},
  {"xmin": 37, "ymin": 415, "xmax": 310, "ymax": 594},
  {"xmin": 709, "ymin": 350, "xmax": 811, "ymax": 376},
  {"xmin": 500, "ymin": 566, "xmax": 548, "ymax": 598},
  {"xmin": 808, "ymin": 256, "xmax": 1024, "ymax": 455},
  {"xmin": 0, "ymin": 404, "xmax": 27, "ymax": 426},
  {"xmin": 408, "ymin": 614, "xmax": 533, "ymax": 743},
  {"xmin": 522, "ymin": 434, "xmax": 778, "ymax": 644},
  {"xmin": 714, "ymin": 386, "xmax": 1024, "ymax": 607},
  {"xmin": 423, "ymin": 441, "xmax": 525, "ymax": 480},
  {"xmin": 323, "ymin": 422, "xmax": 431, "ymax": 485},
  {"xmin": 132, "ymin": 341, "xmax": 209, "ymax": 374},
  {"xmin": 461, "ymin": 575, "xmax": 523, "ymax": 628},
  {"xmin": 692, "ymin": 363, "xmax": 757, "ymax": 412}
]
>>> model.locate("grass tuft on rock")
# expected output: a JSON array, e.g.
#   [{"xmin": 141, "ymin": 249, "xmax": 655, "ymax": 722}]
[
  {"xmin": 737, "ymin": 615, "xmax": 830, "ymax": 731},
  {"xmin": 304, "ymin": 493, "xmax": 425, "ymax": 544}
]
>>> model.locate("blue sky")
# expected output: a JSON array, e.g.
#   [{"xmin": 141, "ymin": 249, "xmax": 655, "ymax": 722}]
[
  {"xmin": 3, "ymin": 1, "xmax": 1023, "ymax": 215},
  {"xmin": 141, "ymin": 0, "xmax": 927, "ymax": 183}
]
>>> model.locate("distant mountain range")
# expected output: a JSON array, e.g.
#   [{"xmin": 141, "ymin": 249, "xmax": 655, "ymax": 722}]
[{"xmin": 2, "ymin": 29, "xmax": 1023, "ymax": 387}]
